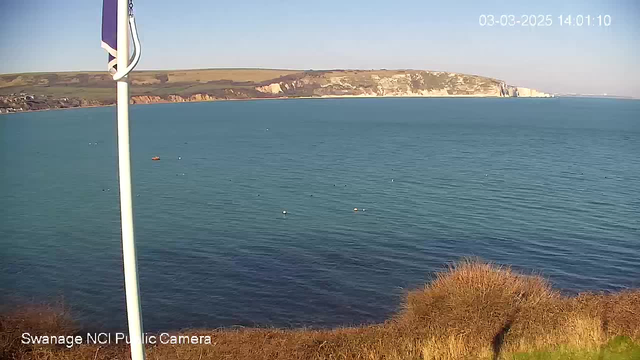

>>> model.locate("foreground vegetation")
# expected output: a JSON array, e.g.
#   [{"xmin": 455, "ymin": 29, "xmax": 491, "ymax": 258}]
[{"xmin": 2, "ymin": 261, "xmax": 639, "ymax": 359}]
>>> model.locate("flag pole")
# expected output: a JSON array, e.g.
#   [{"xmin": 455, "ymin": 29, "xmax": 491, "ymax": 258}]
[{"xmin": 116, "ymin": 0, "xmax": 145, "ymax": 358}]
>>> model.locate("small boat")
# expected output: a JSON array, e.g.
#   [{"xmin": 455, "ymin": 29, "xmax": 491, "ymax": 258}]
[{"xmin": 152, "ymin": 156, "xmax": 160, "ymax": 161}]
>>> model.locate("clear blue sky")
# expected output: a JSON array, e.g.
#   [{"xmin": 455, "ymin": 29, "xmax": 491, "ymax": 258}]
[{"xmin": 1, "ymin": 0, "xmax": 639, "ymax": 97}]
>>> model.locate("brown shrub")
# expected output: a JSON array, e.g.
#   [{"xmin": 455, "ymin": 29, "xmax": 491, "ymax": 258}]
[
  {"xmin": 1, "ymin": 260, "xmax": 639, "ymax": 360},
  {"xmin": 0, "ymin": 303, "xmax": 76, "ymax": 360},
  {"xmin": 400, "ymin": 260, "xmax": 559, "ymax": 357},
  {"xmin": 574, "ymin": 291, "xmax": 640, "ymax": 339}
]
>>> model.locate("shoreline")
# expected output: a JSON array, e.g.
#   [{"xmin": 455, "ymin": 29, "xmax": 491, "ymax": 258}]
[
  {"xmin": 4, "ymin": 93, "xmax": 637, "ymax": 117},
  {"xmin": 0, "ymin": 104, "xmax": 114, "ymax": 116},
  {"xmin": 0, "ymin": 94, "xmax": 554, "ymax": 116}
]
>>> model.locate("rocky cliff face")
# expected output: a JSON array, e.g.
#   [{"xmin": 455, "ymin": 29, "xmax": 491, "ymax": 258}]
[
  {"xmin": 129, "ymin": 89, "xmax": 256, "ymax": 105},
  {"xmin": 128, "ymin": 72, "xmax": 552, "ymax": 106},
  {"xmin": 254, "ymin": 70, "xmax": 552, "ymax": 98},
  {"xmin": 130, "ymin": 93, "xmax": 218, "ymax": 104}
]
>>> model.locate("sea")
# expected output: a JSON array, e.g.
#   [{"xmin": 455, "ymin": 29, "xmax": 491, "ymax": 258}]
[{"xmin": 1, "ymin": 97, "xmax": 639, "ymax": 331}]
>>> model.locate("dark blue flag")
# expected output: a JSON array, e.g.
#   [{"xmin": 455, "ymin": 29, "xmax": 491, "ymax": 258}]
[{"xmin": 101, "ymin": 0, "xmax": 117, "ymax": 73}]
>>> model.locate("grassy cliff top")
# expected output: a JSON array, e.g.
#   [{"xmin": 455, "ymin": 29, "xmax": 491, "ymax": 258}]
[
  {"xmin": 0, "ymin": 68, "xmax": 500, "ymax": 102},
  {"xmin": 0, "ymin": 69, "xmax": 298, "ymax": 101}
]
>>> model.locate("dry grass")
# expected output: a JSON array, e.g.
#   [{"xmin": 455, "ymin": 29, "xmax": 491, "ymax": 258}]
[
  {"xmin": 0, "ymin": 302, "xmax": 76, "ymax": 360},
  {"xmin": 148, "ymin": 69, "xmax": 301, "ymax": 83},
  {"xmin": 0, "ymin": 69, "xmax": 300, "ymax": 92},
  {"xmin": 2, "ymin": 260, "xmax": 639, "ymax": 360}
]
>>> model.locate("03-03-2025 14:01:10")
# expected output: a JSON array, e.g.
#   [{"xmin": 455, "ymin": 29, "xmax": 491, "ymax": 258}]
[{"xmin": 479, "ymin": 14, "xmax": 611, "ymax": 27}]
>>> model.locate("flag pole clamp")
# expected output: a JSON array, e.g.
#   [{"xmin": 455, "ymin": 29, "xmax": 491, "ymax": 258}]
[{"xmin": 113, "ymin": 0, "xmax": 141, "ymax": 81}]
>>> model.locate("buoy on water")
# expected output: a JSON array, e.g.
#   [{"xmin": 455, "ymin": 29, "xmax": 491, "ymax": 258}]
[
  {"xmin": 282, "ymin": 210, "xmax": 288, "ymax": 215},
  {"xmin": 353, "ymin": 208, "xmax": 358, "ymax": 212},
  {"xmin": 152, "ymin": 156, "xmax": 160, "ymax": 161}
]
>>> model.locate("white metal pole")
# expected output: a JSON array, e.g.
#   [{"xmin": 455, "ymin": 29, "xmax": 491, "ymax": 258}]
[{"xmin": 116, "ymin": 0, "xmax": 145, "ymax": 359}]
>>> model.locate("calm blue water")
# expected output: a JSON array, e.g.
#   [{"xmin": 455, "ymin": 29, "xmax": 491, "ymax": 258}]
[{"xmin": 1, "ymin": 98, "xmax": 639, "ymax": 331}]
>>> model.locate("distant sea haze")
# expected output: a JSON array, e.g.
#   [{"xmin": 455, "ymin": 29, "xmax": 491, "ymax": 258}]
[{"xmin": 1, "ymin": 97, "xmax": 638, "ymax": 331}]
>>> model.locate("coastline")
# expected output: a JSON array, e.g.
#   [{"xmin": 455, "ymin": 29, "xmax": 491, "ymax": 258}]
[
  {"xmin": 0, "ymin": 104, "xmax": 114, "ymax": 116},
  {"xmin": 5, "ymin": 92, "xmax": 639, "ymax": 117},
  {"xmin": 0, "ymin": 93, "xmax": 553, "ymax": 116},
  {"xmin": 0, "ymin": 68, "xmax": 558, "ymax": 116}
]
